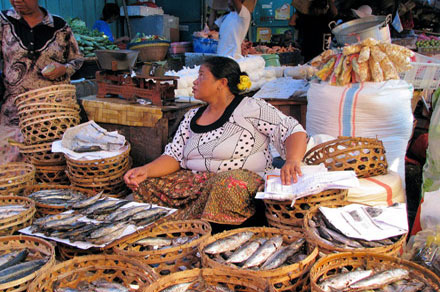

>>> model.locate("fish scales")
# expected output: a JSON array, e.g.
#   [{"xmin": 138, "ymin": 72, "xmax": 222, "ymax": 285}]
[
  {"xmin": 349, "ymin": 268, "xmax": 410, "ymax": 290},
  {"xmin": 72, "ymin": 192, "xmax": 103, "ymax": 209},
  {"xmin": 204, "ymin": 232, "xmax": 254, "ymax": 254},
  {"xmin": 318, "ymin": 269, "xmax": 374, "ymax": 292},
  {"xmin": 0, "ymin": 259, "xmax": 46, "ymax": 284},
  {"xmin": 261, "ymin": 238, "xmax": 305, "ymax": 270},
  {"xmin": 226, "ymin": 238, "xmax": 265, "ymax": 264},
  {"xmin": 242, "ymin": 236, "xmax": 283, "ymax": 269}
]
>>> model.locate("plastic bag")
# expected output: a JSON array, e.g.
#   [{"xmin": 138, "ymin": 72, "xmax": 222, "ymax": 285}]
[
  {"xmin": 368, "ymin": 57, "xmax": 384, "ymax": 82},
  {"xmin": 342, "ymin": 43, "xmax": 362, "ymax": 56},
  {"xmin": 380, "ymin": 56, "xmax": 399, "ymax": 80},
  {"xmin": 358, "ymin": 46, "xmax": 370, "ymax": 63}
]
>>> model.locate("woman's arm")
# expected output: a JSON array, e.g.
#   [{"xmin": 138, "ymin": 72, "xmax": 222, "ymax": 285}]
[
  {"xmin": 124, "ymin": 155, "xmax": 181, "ymax": 192},
  {"xmin": 232, "ymin": 0, "xmax": 243, "ymax": 13},
  {"xmin": 280, "ymin": 131, "xmax": 307, "ymax": 185}
]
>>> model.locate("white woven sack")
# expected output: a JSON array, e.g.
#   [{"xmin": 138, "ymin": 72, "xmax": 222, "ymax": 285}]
[{"xmin": 306, "ymin": 80, "xmax": 414, "ymax": 189}]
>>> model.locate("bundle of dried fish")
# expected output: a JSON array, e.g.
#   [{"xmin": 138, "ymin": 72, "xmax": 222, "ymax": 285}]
[
  {"xmin": 161, "ymin": 281, "xmax": 233, "ymax": 292},
  {"xmin": 318, "ymin": 267, "xmax": 436, "ymax": 291},
  {"xmin": 0, "ymin": 204, "xmax": 28, "ymax": 220},
  {"xmin": 204, "ymin": 232, "xmax": 307, "ymax": 271},
  {"xmin": 28, "ymin": 189, "xmax": 89, "ymax": 207},
  {"xmin": 134, "ymin": 234, "xmax": 200, "ymax": 251},
  {"xmin": 308, "ymin": 211, "xmax": 401, "ymax": 249},
  {"xmin": 55, "ymin": 279, "xmax": 130, "ymax": 292},
  {"xmin": 0, "ymin": 248, "xmax": 47, "ymax": 284}
]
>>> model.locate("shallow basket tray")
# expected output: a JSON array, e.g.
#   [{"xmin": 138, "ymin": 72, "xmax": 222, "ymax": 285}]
[
  {"xmin": 23, "ymin": 184, "xmax": 97, "ymax": 217},
  {"xmin": 19, "ymin": 113, "xmax": 80, "ymax": 145},
  {"xmin": 309, "ymin": 252, "xmax": 440, "ymax": 292},
  {"xmin": 27, "ymin": 254, "xmax": 158, "ymax": 292},
  {"xmin": 65, "ymin": 144, "xmax": 131, "ymax": 178},
  {"xmin": 0, "ymin": 196, "xmax": 36, "ymax": 236},
  {"xmin": 35, "ymin": 164, "xmax": 70, "ymax": 185},
  {"xmin": 264, "ymin": 189, "xmax": 347, "ymax": 232},
  {"xmin": 303, "ymin": 201, "xmax": 407, "ymax": 256},
  {"xmin": 145, "ymin": 268, "xmax": 274, "ymax": 292},
  {"xmin": 0, "ymin": 162, "xmax": 35, "ymax": 196},
  {"xmin": 8, "ymin": 140, "xmax": 65, "ymax": 166},
  {"xmin": 303, "ymin": 136, "xmax": 388, "ymax": 178},
  {"xmin": 199, "ymin": 227, "xmax": 318, "ymax": 292},
  {"xmin": 13, "ymin": 85, "xmax": 76, "ymax": 107},
  {"xmin": 0, "ymin": 235, "xmax": 55, "ymax": 292},
  {"xmin": 112, "ymin": 220, "xmax": 212, "ymax": 277}
]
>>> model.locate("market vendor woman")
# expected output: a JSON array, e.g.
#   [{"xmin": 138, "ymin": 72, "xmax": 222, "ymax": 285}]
[
  {"xmin": 124, "ymin": 56, "xmax": 307, "ymax": 225},
  {"xmin": 0, "ymin": 0, "xmax": 83, "ymax": 163}
]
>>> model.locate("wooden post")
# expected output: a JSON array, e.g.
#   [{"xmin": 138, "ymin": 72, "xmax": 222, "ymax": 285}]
[{"xmin": 121, "ymin": 0, "xmax": 132, "ymax": 40}]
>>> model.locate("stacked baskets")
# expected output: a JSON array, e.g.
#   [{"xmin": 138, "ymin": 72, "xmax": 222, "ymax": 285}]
[
  {"xmin": 65, "ymin": 143, "xmax": 132, "ymax": 198},
  {"xmin": 12, "ymin": 85, "xmax": 81, "ymax": 185},
  {"xmin": 0, "ymin": 162, "xmax": 35, "ymax": 196}
]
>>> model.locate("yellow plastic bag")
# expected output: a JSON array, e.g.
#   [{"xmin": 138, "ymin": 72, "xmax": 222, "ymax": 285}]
[
  {"xmin": 316, "ymin": 57, "xmax": 336, "ymax": 81},
  {"xmin": 370, "ymin": 45, "xmax": 387, "ymax": 63},
  {"xmin": 337, "ymin": 57, "xmax": 353, "ymax": 86},
  {"xmin": 343, "ymin": 43, "xmax": 362, "ymax": 56},
  {"xmin": 369, "ymin": 57, "xmax": 384, "ymax": 82},
  {"xmin": 380, "ymin": 56, "xmax": 399, "ymax": 80},
  {"xmin": 358, "ymin": 46, "xmax": 370, "ymax": 63}
]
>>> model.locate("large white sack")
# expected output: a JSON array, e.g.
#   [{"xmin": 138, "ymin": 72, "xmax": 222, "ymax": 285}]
[{"xmin": 306, "ymin": 80, "xmax": 414, "ymax": 188}]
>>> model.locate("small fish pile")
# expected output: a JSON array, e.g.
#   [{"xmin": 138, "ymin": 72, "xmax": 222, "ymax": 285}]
[
  {"xmin": 0, "ymin": 204, "xmax": 28, "ymax": 220},
  {"xmin": 134, "ymin": 234, "xmax": 200, "ymax": 251},
  {"xmin": 55, "ymin": 279, "xmax": 129, "ymax": 292},
  {"xmin": 0, "ymin": 248, "xmax": 47, "ymax": 285},
  {"xmin": 161, "ymin": 281, "xmax": 233, "ymax": 292},
  {"xmin": 318, "ymin": 267, "xmax": 436, "ymax": 291},
  {"xmin": 204, "ymin": 232, "xmax": 308, "ymax": 270},
  {"xmin": 28, "ymin": 189, "xmax": 88, "ymax": 207},
  {"xmin": 29, "ymin": 195, "xmax": 170, "ymax": 245},
  {"xmin": 309, "ymin": 211, "xmax": 401, "ymax": 249}
]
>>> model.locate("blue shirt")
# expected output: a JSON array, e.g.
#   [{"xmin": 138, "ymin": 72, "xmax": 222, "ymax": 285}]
[{"xmin": 92, "ymin": 19, "xmax": 114, "ymax": 42}]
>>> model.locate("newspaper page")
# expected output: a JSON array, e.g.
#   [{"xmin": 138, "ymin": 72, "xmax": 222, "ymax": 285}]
[{"xmin": 319, "ymin": 203, "xmax": 408, "ymax": 241}]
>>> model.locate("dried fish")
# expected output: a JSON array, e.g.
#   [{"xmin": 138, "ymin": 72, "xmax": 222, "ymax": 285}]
[
  {"xmin": 226, "ymin": 238, "xmax": 266, "ymax": 264},
  {"xmin": 0, "ymin": 249, "xmax": 28, "ymax": 272},
  {"xmin": 318, "ymin": 269, "xmax": 373, "ymax": 292},
  {"xmin": 349, "ymin": 268, "xmax": 409, "ymax": 290},
  {"xmin": 204, "ymin": 232, "xmax": 254, "ymax": 255},
  {"xmin": 0, "ymin": 259, "xmax": 47, "ymax": 284},
  {"xmin": 242, "ymin": 236, "xmax": 283, "ymax": 269}
]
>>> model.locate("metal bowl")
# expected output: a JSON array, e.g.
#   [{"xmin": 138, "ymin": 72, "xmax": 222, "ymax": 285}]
[{"xmin": 95, "ymin": 49, "xmax": 139, "ymax": 71}]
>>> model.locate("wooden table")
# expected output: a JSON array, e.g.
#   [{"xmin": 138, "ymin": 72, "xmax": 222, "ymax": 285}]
[
  {"xmin": 80, "ymin": 96, "xmax": 199, "ymax": 166},
  {"xmin": 264, "ymin": 98, "xmax": 307, "ymax": 129}
]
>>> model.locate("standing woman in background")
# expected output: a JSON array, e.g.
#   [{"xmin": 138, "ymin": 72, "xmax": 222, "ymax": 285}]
[
  {"xmin": 0, "ymin": 0, "xmax": 83, "ymax": 163},
  {"xmin": 93, "ymin": 3, "xmax": 129, "ymax": 45}
]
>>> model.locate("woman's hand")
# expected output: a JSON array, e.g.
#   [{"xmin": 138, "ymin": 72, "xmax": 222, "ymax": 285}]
[
  {"xmin": 280, "ymin": 159, "xmax": 303, "ymax": 185},
  {"xmin": 42, "ymin": 63, "xmax": 66, "ymax": 80},
  {"xmin": 124, "ymin": 165, "xmax": 148, "ymax": 192}
]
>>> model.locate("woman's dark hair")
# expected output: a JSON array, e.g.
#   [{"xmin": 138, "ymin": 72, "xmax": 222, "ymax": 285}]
[
  {"xmin": 309, "ymin": 0, "xmax": 329, "ymax": 15},
  {"xmin": 102, "ymin": 3, "xmax": 120, "ymax": 21},
  {"xmin": 202, "ymin": 56, "xmax": 248, "ymax": 95}
]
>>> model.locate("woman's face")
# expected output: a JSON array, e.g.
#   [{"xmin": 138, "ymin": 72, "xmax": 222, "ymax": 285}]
[
  {"xmin": 192, "ymin": 64, "xmax": 221, "ymax": 101},
  {"xmin": 10, "ymin": 0, "xmax": 39, "ymax": 15}
]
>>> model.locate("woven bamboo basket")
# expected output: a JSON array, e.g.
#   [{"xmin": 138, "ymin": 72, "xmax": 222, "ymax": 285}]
[
  {"xmin": 17, "ymin": 106, "xmax": 80, "ymax": 121},
  {"xmin": 303, "ymin": 201, "xmax": 407, "ymax": 257},
  {"xmin": 23, "ymin": 184, "xmax": 96, "ymax": 218},
  {"xmin": 145, "ymin": 268, "xmax": 274, "ymax": 292},
  {"xmin": 13, "ymin": 85, "xmax": 76, "ymax": 107},
  {"xmin": 35, "ymin": 164, "xmax": 69, "ymax": 185},
  {"xmin": 264, "ymin": 189, "xmax": 348, "ymax": 232},
  {"xmin": 27, "ymin": 254, "xmax": 158, "ymax": 292},
  {"xmin": 112, "ymin": 220, "xmax": 212, "ymax": 277},
  {"xmin": 303, "ymin": 136, "xmax": 388, "ymax": 178},
  {"xmin": 0, "ymin": 196, "xmax": 36, "ymax": 236},
  {"xmin": 310, "ymin": 252, "xmax": 440, "ymax": 292},
  {"xmin": 0, "ymin": 162, "xmax": 35, "ymax": 196},
  {"xmin": 199, "ymin": 227, "xmax": 319, "ymax": 292},
  {"xmin": 68, "ymin": 179, "xmax": 129, "ymax": 198},
  {"xmin": 19, "ymin": 113, "xmax": 80, "ymax": 145},
  {"xmin": 56, "ymin": 242, "xmax": 104, "ymax": 261},
  {"xmin": 17, "ymin": 101, "xmax": 80, "ymax": 113},
  {"xmin": 8, "ymin": 140, "xmax": 65, "ymax": 166},
  {"xmin": 0, "ymin": 235, "xmax": 55, "ymax": 292}
]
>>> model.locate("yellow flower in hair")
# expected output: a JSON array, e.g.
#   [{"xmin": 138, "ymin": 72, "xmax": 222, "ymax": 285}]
[{"xmin": 237, "ymin": 75, "xmax": 252, "ymax": 91}]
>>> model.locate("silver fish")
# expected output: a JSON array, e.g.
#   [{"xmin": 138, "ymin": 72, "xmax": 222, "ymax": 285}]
[
  {"xmin": 162, "ymin": 282, "xmax": 193, "ymax": 292},
  {"xmin": 55, "ymin": 288, "xmax": 80, "ymax": 292},
  {"xmin": 242, "ymin": 236, "xmax": 283, "ymax": 269},
  {"xmin": 0, "ymin": 210, "xmax": 25, "ymax": 220},
  {"xmin": 0, "ymin": 249, "xmax": 28, "ymax": 271},
  {"xmin": 135, "ymin": 237, "xmax": 173, "ymax": 249},
  {"xmin": 226, "ymin": 238, "xmax": 266, "ymax": 263},
  {"xmin": 131, "ymin": 207, "xmax": 166, "ymax": 221},
  {"xmin": 349, "ymin": 269, "xmax": 410, "ymax": 290},
  {"xmin": 261, "ymin": 238, "xmax": 305, "ymax": 270},
  {"xmin": 82, "ymin": 199, "xmax": 126, "ymax": 215},
  {"xmin": 91, "ymin": 279, "xmax": 129, "ymax": 292},
  {"xmin": 0, "ymin": 259, "xmax": 46, "ymax": 284},
  {"xmin": 44, "ymin": 215, "xmax": 84, "ymax": 230},
  {"xmin": 135, "ymin": 210, "xmax": 169, "ymax": 226},
  {"xmin": 89, "ymin": 222, "xmax": 128, "ymax": 240},
  {"xmin": 204, "ymin": 231, "xmax": 254, "ymax": 254},
  {"xmin": 72, "ymin": 191, "xmax": 104, "ymax": 209},
  {"xmin": 318, "ymin": 269, "xmax": 374, "ymax": 292},
  {"xmin": 394, "ymin": 280, "xmax": 426, "ymax": 292},
  {"xmin": 34, "ymin": 213, "xmax": 72, "ymax": 226},
  {"xmin": 322, "ymin": 226, "xmax": 364, "ymax": 249},
  {"xmin": 108, "ymin": 205, "xmax": 148, "ymax": 222}
]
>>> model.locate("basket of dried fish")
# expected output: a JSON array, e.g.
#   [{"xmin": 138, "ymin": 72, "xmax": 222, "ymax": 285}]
[
  {"xmin": 145, "ymin": 268, "xmax": 274, "ymax": 292},
  {"xmin": 19, "ymin": 113, "xmax": 81, "ymax": 145},
  {"xmin": 303, "ymin": 201, "xmax": 407, "ymax": 256},
  {"xmin": 23, "ymin": 184, "xmax": 97, "ymax": 217},
  {"xmin": 13, "ymin": 85, "xmax": 76, "ymax": 108},
  {"xmin": 0, "ymin": 235, "xmax": 55, "ymax": 292},
  {"xmin": 35, "ymin": 165, "xmax": 69, "ymax": 185},
  {"xmin": 7, "ymin": 140, "xmax": 65, "ymax": 166},
  {"xmin": 310, "ymin": 252, "xmax": 440, "ymax": 292},
  {"xmin": 199, "ymin": 227, "xmax": 318, "ymax": 292},
  {"xmin": 303, "ymin": 136, "xmax": 388, "ymax": 178},
  {"xmin": 28, "ymin": 254, "xmax": 158, "ymax": 292},
  {"xmin": 264, "ymin": 189, "xmax": 348, "ymax": 232},
  {"xmin": 112, "ymin": 220, "xmax": 212, "ymax": 277},
  {"xmin": 0, "ymin": 196, "xmax": 36, "ymax": 236},
  {"xmin": 0, "ymin": 163, "xmax": 35, "ymax": 196}
]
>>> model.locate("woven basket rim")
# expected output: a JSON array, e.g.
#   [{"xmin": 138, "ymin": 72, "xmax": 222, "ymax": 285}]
[
  {"xmin": 65, "ymin": 143, "xmax": 131, "ymax": 165},
  {"xmin": 14, "ymin": 84, "xmax": 76, "ymax": 105},
  {"xmin": 0, "ymin": 196, "xmax": 36, "ymax": 225},
  {"xmin": 19, "ymin": 112, "xmax": 80, "ymax": 126},
  {"xmin": 309, "ymin": 251, "xmax": 440, "ymax": 292},
  {"xmin": 0, "ymin": 162, "xmax": 35, "ymax": 184},
  {"xmin": 198, "ymin": 226, "xmax": 318, "ymax": 278}
]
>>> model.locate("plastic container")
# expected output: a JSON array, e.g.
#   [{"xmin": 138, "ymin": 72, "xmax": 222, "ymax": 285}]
[
  {"xmin": 262, "ymin": 54, "xmax": 280, "ymax": 67},
  {"xmin": 193, "ymin": 36, "xmax": 218, "ymax": 54}
]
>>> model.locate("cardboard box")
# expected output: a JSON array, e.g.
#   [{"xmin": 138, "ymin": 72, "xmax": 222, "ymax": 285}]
[
  {"xmin": 120, "ymin": 6, "xmax": 164, "ymax": 17},
  {"xmin": 129, "ymin": 14, "xmax": 179, "ymax": 42}
]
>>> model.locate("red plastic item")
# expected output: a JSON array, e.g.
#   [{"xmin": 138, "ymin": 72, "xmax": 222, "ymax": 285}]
[{"xmin": 130, "ymin": 1, "xmax": 158, "ymax": 8}]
